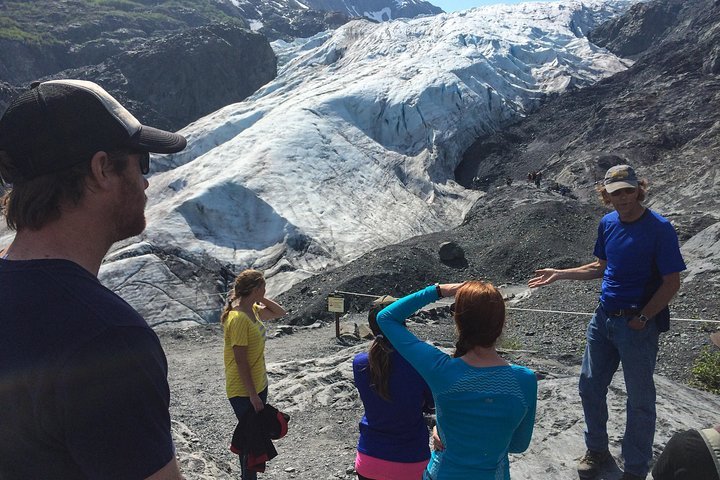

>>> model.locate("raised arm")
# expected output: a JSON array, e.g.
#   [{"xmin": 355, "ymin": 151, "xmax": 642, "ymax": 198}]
[
  {"xmin": 376, "ymin": 284, "xmax": 462, "ymax": 387},
  {"xmin": 528, "ymin": 259, "xmax": 606, "ymax": 288},
  {"xmin": 256, "ymin": 297, "xmax": 286, "ymax": 322}
]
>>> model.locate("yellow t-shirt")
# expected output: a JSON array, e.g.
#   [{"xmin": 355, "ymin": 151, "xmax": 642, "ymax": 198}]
[{"xmin": 223, "ymin": 305, "xmax": 267, "ymax": 398}]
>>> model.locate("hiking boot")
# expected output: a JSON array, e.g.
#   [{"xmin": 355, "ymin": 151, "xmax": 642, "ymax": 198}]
[
  {"xmin": 620, "ymin": 473, "xmax": 645, "ymax": 480},
  {"xmin": 577, "ymin": 449, "xmax": 612, "ymax": 478}
]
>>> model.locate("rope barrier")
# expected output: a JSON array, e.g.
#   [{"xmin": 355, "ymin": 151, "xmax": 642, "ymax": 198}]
[
  {"xmin": 332, "ymin": 290, "xmax": 385, "ymax": 298},
  {"xmin": 507, "ymin": 306, "xmax": 720, "ymax": 324},
  {"xmin": 330, "ymin": 289, "xmax": 720, "ymax": 325},
  {"xmin": 121, "ymin": 286, "xmax": 720, "ymax": 325}
]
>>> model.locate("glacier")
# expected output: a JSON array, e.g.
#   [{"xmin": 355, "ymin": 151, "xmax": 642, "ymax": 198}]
[{"xmin": 1, "ymin": 1, "xmax": 640, "ymax": 327}]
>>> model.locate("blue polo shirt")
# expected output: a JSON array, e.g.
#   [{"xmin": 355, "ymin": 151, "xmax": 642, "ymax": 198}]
[{"xmin": 594, "ymin": 209, "xmax": 686, "ymax": 311}]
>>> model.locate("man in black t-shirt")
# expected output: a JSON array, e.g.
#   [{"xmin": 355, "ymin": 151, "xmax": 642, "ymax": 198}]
[{"xmin": 0, "ymin": 80, "xmax": 187, "ymax": 479}]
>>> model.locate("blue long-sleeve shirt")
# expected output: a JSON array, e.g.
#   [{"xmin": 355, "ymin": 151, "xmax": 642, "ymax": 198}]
[
  {"xmin": 353, "ymin": 349, "xmax": 434, "ymax": 462},
  {"xmin": 377, "ymin": 286, "xmax": 538, "ymax": 480}
]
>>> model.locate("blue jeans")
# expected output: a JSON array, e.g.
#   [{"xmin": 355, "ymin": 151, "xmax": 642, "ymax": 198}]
[
  {"xmin": 229, "ymin": 388, "xmax": 268, "ymax": 480},
  {"xmin": 579, "ymin": 305, "xmax": 659, "ymax": 477}
]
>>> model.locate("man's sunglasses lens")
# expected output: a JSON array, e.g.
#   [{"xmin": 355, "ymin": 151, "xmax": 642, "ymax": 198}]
[{"xmin": 138, "ymin": 152, "xmax": 150, "ymax": 174}]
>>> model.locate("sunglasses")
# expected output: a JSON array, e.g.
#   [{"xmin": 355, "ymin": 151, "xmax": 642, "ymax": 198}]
[{"xmin": 130, "ymin": 150, "xmax": 150, "ymax": 175}]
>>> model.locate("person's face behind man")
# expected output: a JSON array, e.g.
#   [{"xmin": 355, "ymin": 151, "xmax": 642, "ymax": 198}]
[{"xmin": 108, "ymin": 151, "xmax": 151, "ymax": 242}]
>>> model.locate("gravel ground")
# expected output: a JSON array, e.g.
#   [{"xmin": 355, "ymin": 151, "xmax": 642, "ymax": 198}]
[
  {"xmin": 158, "ymin": 285, "xmax": 719, "ymax": 479},
  {"xmin": 158, "ymin": 186, "xmax": 720, "ymax": 479}
]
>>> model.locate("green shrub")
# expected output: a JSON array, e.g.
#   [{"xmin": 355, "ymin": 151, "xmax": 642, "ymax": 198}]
[
  {"xmin": 499, "ymin": 336, "xmax": 523, "ymax": 351},
  {"xmin": 690, "ymin": 346, "xmax": 720, "ymax": 394}
]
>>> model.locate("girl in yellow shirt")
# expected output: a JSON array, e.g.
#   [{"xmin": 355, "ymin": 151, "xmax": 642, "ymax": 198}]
[{"xmin": 221, "ymin": 269, "xmax": 286, "ymax": 480}]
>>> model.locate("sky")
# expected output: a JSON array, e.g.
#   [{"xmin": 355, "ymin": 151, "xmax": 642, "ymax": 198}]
[{"xmin": 431, "ymin": 0, "xmax": 551, "ymax": 13}]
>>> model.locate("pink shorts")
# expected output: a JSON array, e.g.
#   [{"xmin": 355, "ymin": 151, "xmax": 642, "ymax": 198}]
[{"xmin": 355, "ymin": 451, "xmax": 428, "ymax": 480}]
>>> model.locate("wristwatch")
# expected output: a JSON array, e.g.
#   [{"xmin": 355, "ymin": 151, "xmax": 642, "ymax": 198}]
[{"xmin": 435, "ymin": 283, "xmax": 442, "ymax": 298}]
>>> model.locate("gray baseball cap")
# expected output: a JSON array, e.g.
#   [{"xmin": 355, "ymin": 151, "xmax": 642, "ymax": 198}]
[{"xmin": 603, "ymin": 164, "xmax": 639, "ymax": 193}]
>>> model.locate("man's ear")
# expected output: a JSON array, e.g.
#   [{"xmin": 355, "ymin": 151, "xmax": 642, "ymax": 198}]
[{"xmin": 87, "ymin": 151, "xmax": 114, "ymax": 191}]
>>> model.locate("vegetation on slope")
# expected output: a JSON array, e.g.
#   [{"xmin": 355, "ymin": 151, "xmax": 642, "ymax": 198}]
[{"xmin": 0, "ymin": 0, "xmax": 243, "ymax": 44}]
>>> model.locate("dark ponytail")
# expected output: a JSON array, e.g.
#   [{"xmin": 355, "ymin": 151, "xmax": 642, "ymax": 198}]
[{"xmin": 367, "ymin": 295, "xmax": 397, "ymax": 402}]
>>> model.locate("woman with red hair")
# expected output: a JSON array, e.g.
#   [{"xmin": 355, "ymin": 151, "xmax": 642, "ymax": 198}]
[{"xmin": 376, "ymin": 282, "xmax": 537, "ymax": 480}]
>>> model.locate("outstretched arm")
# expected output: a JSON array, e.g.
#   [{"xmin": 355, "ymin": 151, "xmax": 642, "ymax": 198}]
[{"xmin": 528, "ymin": 259, "xmax": 606, "ymax": 288}]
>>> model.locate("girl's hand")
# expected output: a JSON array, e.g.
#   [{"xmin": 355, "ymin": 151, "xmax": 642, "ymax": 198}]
[
  {"xmin": 250, "ymin": 394, "xmax": 264, "ymax": 413},
  {"xmin": 432, "ymin": 425, "xmax": 445, "ymax": 451}
]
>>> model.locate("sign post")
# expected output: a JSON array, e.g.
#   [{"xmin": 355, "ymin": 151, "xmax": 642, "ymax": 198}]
[{"xmin": 327, "ymin": 295, "xmax": 345, "ymax": 338}]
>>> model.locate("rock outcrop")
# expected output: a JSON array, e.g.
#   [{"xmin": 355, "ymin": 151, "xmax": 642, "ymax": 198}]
[
  {"xmin": 53, "ymin": 23, "xmax": 277, "ymax": 131},
  {"xmin": 587, "ymin": 0, "xmax": 684, "ymax": 57},
  {"xmin": 0, "ymin": 0, "xmax": 438, "ymax": 130}
]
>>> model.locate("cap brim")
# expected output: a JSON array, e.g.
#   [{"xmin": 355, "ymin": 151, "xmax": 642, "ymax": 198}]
[
  {"xmin": 131, "ymin": 125, "xmax": 187, "ymax": 154},
  {"xmin": 605, "ymin": 181, "xmax": 638, "ymax": 193}
]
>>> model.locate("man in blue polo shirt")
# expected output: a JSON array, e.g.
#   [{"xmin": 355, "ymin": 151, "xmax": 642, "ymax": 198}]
[
  {"xmin": 0, "ymin": 80, "xmax": 187, "ymax": 479},
  {"xmin": 529, "ymin": 164, "xmax": 686, "ymax": 480}
]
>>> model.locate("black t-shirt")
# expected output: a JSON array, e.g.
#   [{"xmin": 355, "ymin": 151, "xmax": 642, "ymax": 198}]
[{"xmin": 0, "ymin": 258, "xmax": 174, "ymax": 479}]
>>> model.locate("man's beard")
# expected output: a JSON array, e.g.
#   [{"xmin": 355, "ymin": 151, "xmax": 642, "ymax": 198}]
[{"xmin": 110, "ymin": 172, "xmax": 147, "ymax": 242}]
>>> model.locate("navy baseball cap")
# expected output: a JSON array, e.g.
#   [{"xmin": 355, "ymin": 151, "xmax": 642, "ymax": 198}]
[{"xmin": 0, "ymin": 79, "xmax": 187, "ymax": 183}]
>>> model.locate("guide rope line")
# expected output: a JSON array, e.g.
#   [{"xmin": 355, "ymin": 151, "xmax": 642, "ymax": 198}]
[
  {"xmin": 135, "ymin": 289, "xmax": 720, "ymax": 325},
  {"xmin": 332, "ymin": 290, "xmax": 386, "ymax": 298},
  {"xmin": 506, "ymin": 307, "xmax": 720, "ymax": 324},
  {"xmin": 330, "ymin": 289, "xmax": 720, "ymax": 324}
]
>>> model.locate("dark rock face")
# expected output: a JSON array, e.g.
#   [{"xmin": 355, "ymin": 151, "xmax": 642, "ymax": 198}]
[
  {"xmin": 0, "ymin": 1, "xmax": 235, "ymax": 86},
  {"xmin": 588, "ymin": 0, "xmax": 683, "ymax": 57},
  {"xmin": 258, "ymin": 10, "xmax": 351, "ymax": 40},
  {"xmin": 0, "ymin": 0, "xmax": 436, "ymax": 128},
  {"xmin": 0, "ymin": 40, "xmax": 70, "ymax": 86},
  {"xmin": 438, "ymin": 241, "xmax": 465, "ymax": 263},
  {"xmin": 49, "ymin": 23, "xmax": 277, "ymax": 131},
  {"xmin": 455, "ymin": 0, "xmax": 720, "ymax": 241}
]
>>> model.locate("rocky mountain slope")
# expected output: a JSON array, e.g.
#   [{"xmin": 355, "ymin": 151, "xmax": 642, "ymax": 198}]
[
  {"xmin": 454, "ymin": 0, "xmax": 720, "ymax": 290},
  {"xmin": 0, "ymin": 0, "xmax": 436, "ymax": 129},
  {"xmin": 55, "ymin": 23, "xmax": 278, "ymax": 131}
]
